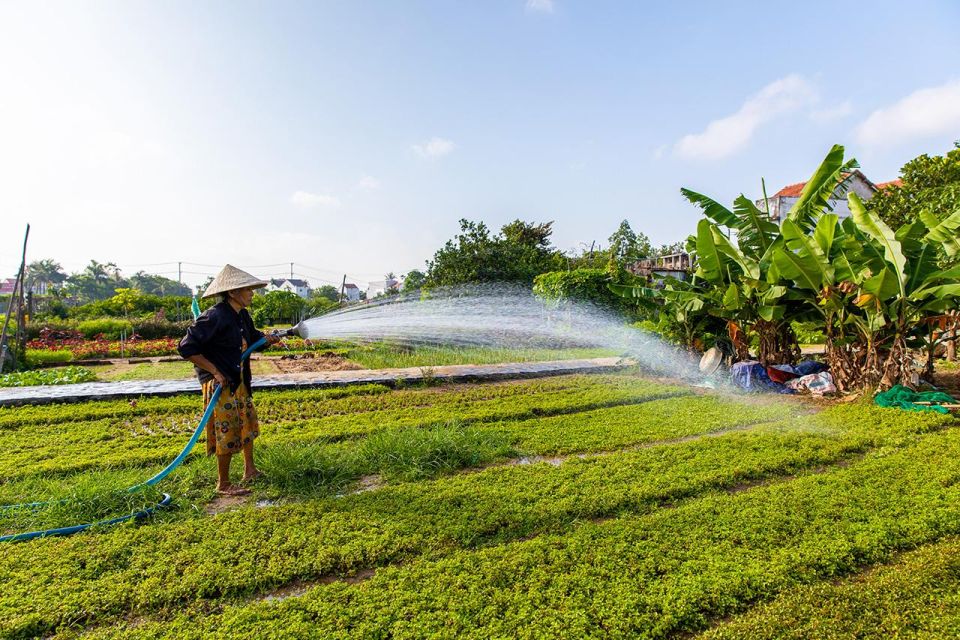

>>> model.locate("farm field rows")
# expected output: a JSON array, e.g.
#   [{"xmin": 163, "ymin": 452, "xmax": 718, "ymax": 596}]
[{"xmin": 1, "ymin": 372, "xmax": 958, "ymax": 638}]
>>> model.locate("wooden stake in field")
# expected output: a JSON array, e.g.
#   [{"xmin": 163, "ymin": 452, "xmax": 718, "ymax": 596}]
[{"xmin": 0, "ymin": 224, "xmax": 30, "ymax": 373}]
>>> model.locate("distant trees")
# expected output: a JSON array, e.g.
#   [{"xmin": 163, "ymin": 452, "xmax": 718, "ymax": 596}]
[
  {"xmin": 607, "ymin": 221, "xmax": 653, "ymax": 268},
  {"xmin": 25, "ymin": 259, "xmax": 67, "ymax": 293},
  {"xmin": 402, "ymin": 270, "xmax": 426, "ymax": 292},
  {"xmin": 424, "ymin": 219, "xmax": 565, "ymax": 287},
  {"xmin": 129, "ymin": 271, "xmax": 191, "ymax": 296},
  {"xmin": 868, "ymin": 142, "xmax": 960, "ymax": 231},
  {"xmin": 312, "ymin": 285, "xmax": 341, "ymax": 303}
]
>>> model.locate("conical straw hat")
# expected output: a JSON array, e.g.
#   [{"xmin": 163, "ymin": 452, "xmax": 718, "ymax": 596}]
[{"xmin": 202, "ymin": 264, "xmax": 269, "ymax": 298}]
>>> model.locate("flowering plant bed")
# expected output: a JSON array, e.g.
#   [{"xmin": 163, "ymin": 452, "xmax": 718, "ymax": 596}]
[{"xmin": 27, "ymin": 328, "xmax": 179, "ymax": 360}]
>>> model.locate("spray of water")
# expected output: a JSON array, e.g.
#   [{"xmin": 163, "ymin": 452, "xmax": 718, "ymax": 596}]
[{"xmin": 298, "ymin": 284, "xmax": 709, "ymax": 383}]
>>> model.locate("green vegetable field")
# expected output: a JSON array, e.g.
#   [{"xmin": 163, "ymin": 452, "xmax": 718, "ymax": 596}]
[{"xmin": 2, "ymin": 373, "xmax": 960, "ymax": 638}]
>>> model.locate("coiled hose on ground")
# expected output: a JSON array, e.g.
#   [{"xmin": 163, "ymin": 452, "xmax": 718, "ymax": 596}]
[{"xmin": 0, "ymin": 336, "xmax": 268, "ymax": 543}]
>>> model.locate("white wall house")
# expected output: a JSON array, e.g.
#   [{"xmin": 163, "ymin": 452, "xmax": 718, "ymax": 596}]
[
  {"xmin": 267, "ymin": 278, "xmax": 311, "ymax": 299},
  {"xmin": 757, "ymin": 171, "xmax": 901, "ymax": 224},
  {"xmin": 342, "ymin": 283, "xmax": 361, "ymax": 302},
  {"xmin": 366, "ymin": 278, "xmax": 399, "ymax": 299}
]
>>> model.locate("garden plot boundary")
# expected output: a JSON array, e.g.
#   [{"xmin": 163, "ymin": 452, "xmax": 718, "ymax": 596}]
[{"xmin": 0, "ymin": 357, "xmax": 631, "ymax": 406}]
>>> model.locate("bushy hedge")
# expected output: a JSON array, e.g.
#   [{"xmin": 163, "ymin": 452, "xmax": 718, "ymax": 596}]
[
  {"xmin": 77, "ymin": 319, "xmax": 134, "ymax": 340},
  {"xmin": 66, "ymin": 293, "xmax": 199, "ymax": 321},
  {"xmin": 533, "ymin": 268, "xmax": 634, "ymax": 312},
  {"xmin": 27, "ymin": 318, "xmax": 192, "ymax": 340}
]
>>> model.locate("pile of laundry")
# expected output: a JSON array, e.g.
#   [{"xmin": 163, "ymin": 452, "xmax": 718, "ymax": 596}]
[{"xmin": 730, "ymin": 360, "xmax": 835, "ymax": 396}]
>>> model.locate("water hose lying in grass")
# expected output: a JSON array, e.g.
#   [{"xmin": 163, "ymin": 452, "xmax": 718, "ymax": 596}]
[
  {"xmin": 0, "ymin": 494, "xmax": 173, "ymax": 543},
  {"xmin": 0, "ymin": 334, "xmax": 277, "ymax": 542}
]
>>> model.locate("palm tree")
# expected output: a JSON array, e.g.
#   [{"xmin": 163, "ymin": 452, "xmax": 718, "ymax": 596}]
[{"xmin": 26, "ymin": 259, "xmax": 66, "ymax": 294}]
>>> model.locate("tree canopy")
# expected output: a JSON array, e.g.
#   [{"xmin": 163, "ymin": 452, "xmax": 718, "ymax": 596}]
[
  {"xmin": 424, "ymin": 219, "xmax": 565, "ymax": 287},
  {"xmin": 869, "ymin": 142, "xmax": 960, "ymax": 230}
]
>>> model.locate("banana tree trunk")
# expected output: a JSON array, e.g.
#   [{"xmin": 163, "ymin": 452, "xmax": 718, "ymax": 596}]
[
  {"xmin": 727, "ymin": 321, "xmax": 751, "ymax": 362},
  {"xmin": 754, "ymin": 319, "xmax": 800, "ymax": 366}
]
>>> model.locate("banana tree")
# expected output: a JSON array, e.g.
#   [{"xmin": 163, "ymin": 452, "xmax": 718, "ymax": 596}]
[
  {"xmin": 674, "ymin": 145, "xmax": 858, "ymax": 365},
  {"xmin": 847, "ymin": 194, "xmax": 960, "ymax": 388},
  {"xmin": 610, "ymin": 276, "xmax": 726, "ymax": 352},
  {"xmin": 774, "ymin": 190, "xmax": 960, "ymax": 390}
]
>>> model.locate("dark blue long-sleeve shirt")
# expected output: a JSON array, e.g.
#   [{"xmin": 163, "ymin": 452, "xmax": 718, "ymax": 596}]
[{"xmin": 177, "ymin": 301, "xmax": 266, "ymax": 393}]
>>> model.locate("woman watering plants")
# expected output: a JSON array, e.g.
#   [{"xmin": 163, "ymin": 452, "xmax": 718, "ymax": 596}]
[{"xmin": 177, "ymin": 265, "xmax": 281, "ymax": 496}]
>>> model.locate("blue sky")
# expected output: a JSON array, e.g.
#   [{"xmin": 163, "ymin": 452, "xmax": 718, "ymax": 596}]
[{"xmin": 2, "ymin": 0, "xmax": 959, "ymax": 289}]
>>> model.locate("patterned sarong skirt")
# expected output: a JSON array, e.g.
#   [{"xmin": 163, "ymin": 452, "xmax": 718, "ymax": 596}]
[{"xmin": 201, "ymin": 380, "xmax": 260, "ymax": 456}]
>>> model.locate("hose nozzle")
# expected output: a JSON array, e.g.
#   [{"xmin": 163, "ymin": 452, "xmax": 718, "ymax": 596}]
[{"xmin": 273, "ymin": 322, "xmax": 305, "ymax": 339}]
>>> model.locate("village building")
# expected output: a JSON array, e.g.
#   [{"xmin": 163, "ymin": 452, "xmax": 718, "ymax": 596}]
[
  {"xmin": 0, "ymin": 278, "xmax": 18, "ymax": 295},
  {"xmin": 267, "ymin": 278, "xmax": 311, "ymax": 298},
  {"xmin": 757, "ymin": 170, "xmax": 901, "ymax": 224},
  {"xmin": 366, "ymin": 278, "xmax": 399, "ymax": 299},
  {"xmin": 629, "ymin": 253, "xmax": 692, "ymax": 282},
  {"xmin": 342, "ymin": 283, "xmax": 361, "ymax": 302}
]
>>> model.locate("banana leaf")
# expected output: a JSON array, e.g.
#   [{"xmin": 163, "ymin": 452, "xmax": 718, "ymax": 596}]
[
  {"xmin": 909, "ymin": 283, "xmax": 960, "ymax": 301},
  {"xmin": 774, "ymin": 219, "xmax": 834, "ymax": 290},
  {"xmin": 758, "ymin": 305, "xmax": 786, "ymax": 322},
  {"xmin": 921, "ymin": 207, "xmax": 960, "ymax": 256},
  {"xmin": 896, "ymin": 219, "xmax": 940, "ymax": 294},
  {"xmin": 732, "ymin": 195, "xmax": 778, "ymax": 257},
  {"xmin": 681, "ymin": 188, "xmax": 738, "ymax": 227},
  {"xmin": 710, "ymin": 225, "xmax": 760, "ymax": 279},
  {"xmin": 849, "ymin": 192, "xmax": 907, "ymax": 297},
  {"xmin": 694, "ymin": 219, "xmax": 727, "ymax": 284},
  {"xmin": 786, "ymin": 144, "xmax": 859, "ymax": 232},
  {"xmin": 861, "ymin": 267, "xmax": 901, "ymax": 301},
  {"xmin": 813, "ymin": 213, "xmax": 838, "ymax": 257}
]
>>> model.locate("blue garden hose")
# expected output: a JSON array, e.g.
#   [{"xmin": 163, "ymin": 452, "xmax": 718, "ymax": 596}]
[
  {"xmin": 0, "ymin": 336, "xmax": 268, "ymax": 542},
  {"xmin": 0, "ymin": 494, "xmax": 173, "ymax": 543}
]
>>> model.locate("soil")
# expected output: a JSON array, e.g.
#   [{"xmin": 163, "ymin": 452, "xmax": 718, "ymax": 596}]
[
  {"xmin": 934, "ymin": 369, "xmax": 960, "ymax": 399},
  {"xmin": 204, "ymin": 492, "xmax": 253, "ymax": 515},
  {"xmin": 271, "ymin": 351, "xmax": 363, "ymax": 373}
]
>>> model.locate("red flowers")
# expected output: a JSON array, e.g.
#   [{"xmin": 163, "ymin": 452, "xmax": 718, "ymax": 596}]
[{"xmin": 28, "ymin": 328, "xmax": 179, "ymax": 359}]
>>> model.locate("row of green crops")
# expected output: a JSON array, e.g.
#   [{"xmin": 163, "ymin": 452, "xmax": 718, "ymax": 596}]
[
  {"xmin": 3, "ymin": 399, "xmax": 954, "ymax": 638},
  {"xmin": 614, "ymin": 144, "xmax": 960, "ymax": 392},
  {"xmin": 0, "ymin": 376, "xmax": 691, "ymax": 482},
  {"xmin": 701, "ymin": 535, "xmax": 960, "ymax": 639},
  {"xmin": 0, "ymin": 366, "xmax": 96, "ymax": 387},
  {"xmin": 0, "ymin": 371, "xmax": 651, "ymax": 432}
]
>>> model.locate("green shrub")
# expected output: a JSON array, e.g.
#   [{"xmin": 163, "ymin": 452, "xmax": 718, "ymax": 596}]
[
  {"xmin": 131, "ymin": 318, "xmax": 191, "ymax": 339},
  {"xmin": 792, "ymin": 321, "xmax": 827, "ymax": 345},
  {"xmin": 533, "ymin": 268, "xmax": 629, "ymax": 310},
  {"xmin": 0, "ymin": 366, "xmax": 96, "ymax": 387},
  {"xmin": 77, "ymin": 319, "xmax": 134, "ymax": 339},
  {"xmin": 24, "ymin": 349, "xmax": 73, "ymax": 367},
  {"xmin": 356, "ymin": 421, "xmax": 515, "ymax": 482}
]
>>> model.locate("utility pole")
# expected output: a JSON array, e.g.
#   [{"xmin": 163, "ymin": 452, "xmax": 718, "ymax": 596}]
[
  {"xmin": 178, "ymin": 262, "xmax": 182, "ymax": 283},
  {"xmin": 339, "ymin": 274, "xmax": 346, "ymax": 305},
  {"xmin": 290, "ymin": 263, "xmax": 294, "ymax": 279}
]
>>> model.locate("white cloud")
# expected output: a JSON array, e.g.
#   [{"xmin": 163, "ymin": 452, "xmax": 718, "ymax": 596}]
[
  {"xmin": 674, "ymin": 74, "xmax": 818, "ymax": 160},
  {"xmin": 810, "ymin": 100, "xmax": 853, "ymax": 123},
  {"xmin": 289, "ymin": 190, "xmax": 340, "ymax": 209},
  {"xmin": 855, "ymin": 79, "xmax": 960, "ymax": 146},
  {"xmin": 356, "ymin": 175, "xmax": 381, "ymax": 190},
  {"xmin": 526, "ymin": 0, "xmax": 554, "ymax": 13},
  {"xmin": 412, "ymin": 137, "xmax": 456, "ymax": 158}
]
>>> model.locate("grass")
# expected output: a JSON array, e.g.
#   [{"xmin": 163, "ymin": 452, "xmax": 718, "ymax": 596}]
[
  {"xmin": 0, "ymin": 373, "xmax": 958, "ymax": 638},
  {"xmin": 26, "ymin": 342, "xmax": 618, "ymax": 384},
  {"xmin": 340, "ymin": 343, "xmax": 617, "ymax": 369}
]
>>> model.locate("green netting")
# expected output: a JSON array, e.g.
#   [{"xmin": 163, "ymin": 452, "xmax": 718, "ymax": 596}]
[{"xmin": 874, "ymin": 384, "xmax": 957, "ymax": 414}]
